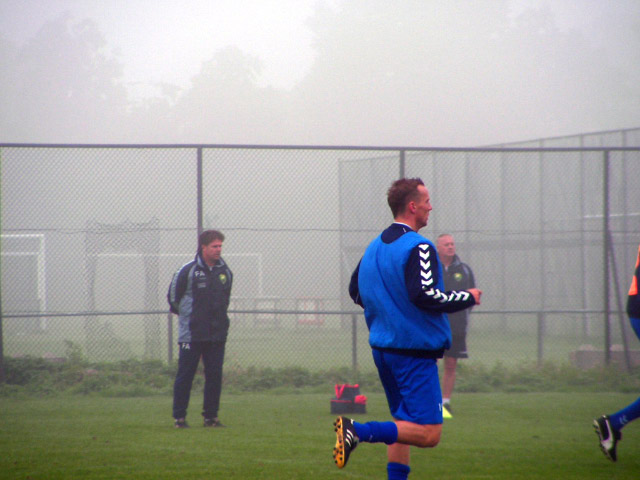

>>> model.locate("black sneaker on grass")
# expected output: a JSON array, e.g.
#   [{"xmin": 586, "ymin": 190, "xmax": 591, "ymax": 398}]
[
  {"xmin": 333, "ymin": 416, "xmax": 359, "ymax": 469},
  {"xmin": 204, "ymin": 417, "xmax": 225, "ymax": 428},
  {"xmin": 174, "ymin": 418, "xmax": 189, "ymax": 429},
  {"xmin": 593, "ymin": 415, "xmax": 621, "ymax": 462}
]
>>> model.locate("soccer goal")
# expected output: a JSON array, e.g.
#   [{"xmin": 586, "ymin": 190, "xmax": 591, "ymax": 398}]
[
  {"xmin": 90, "ymin": 251, "xmax": 264, "ymax": 304},
  {"xmin": 0, "ymin": 234, "xmax": 47, "ymax": 330}
]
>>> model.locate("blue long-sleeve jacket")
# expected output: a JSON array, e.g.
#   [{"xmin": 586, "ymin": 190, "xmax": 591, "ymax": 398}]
[
  {"xmin": 628, "ymin": 244, "xmax": 640, "ymax": 318},
  {"xmin": 167, "ymin": 252, "xmax": 233, "ymax": 343},
  {"xmin": 349, "ymin": 223, "xmax": 475, "ymax": 355}
]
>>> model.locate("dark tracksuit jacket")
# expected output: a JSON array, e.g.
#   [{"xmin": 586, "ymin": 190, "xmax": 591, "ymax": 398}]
[
  {"xmin": 442, "ymin": 254, "xmax": 475, "ymax": 337},
  {"xmin": 167, "ymin": 252, "xmax": 233, "ymax": 343}
]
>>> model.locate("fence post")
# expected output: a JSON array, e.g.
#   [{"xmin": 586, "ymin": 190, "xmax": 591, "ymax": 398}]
[
  {"xmin": 197, "ymin": 147, "xmax": 203, "ymax": 236},
  {"xmin": 608, "ymin": 230, "xmax": 632, "ymax": 371},
  {"xmin": 167, "ymin": 312, "xmax": 173, "ymax": 364},
  {"xmin": 351, "ymin": 313, "xmax": 358, "ymax": 372},
  {"xmin": 0, "ymin": 307, "xmax": 5, "ymax": 383},
  {"xmin": 537, "ymin": 311, "xmax": 544, "ymax": 367},
  {"xmin": 603, "ymin": 150, "xmax": 611, "ymax": 365}
]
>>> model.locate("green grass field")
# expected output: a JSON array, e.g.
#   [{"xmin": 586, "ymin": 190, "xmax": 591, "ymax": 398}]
[{"xmin": 1, "ymin": 392, "xmax": 639, "ymax": 479}]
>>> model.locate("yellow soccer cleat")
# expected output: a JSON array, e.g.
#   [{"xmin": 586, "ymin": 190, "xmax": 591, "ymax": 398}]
[{"xmin": 333, "ymin": 416, "xmax": 359, "ymax": 468}]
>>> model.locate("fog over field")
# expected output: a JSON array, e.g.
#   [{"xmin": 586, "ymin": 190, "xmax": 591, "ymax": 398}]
[{"xmin": 1, "ymin": 0, "xmax": 639, "ymax": 146}]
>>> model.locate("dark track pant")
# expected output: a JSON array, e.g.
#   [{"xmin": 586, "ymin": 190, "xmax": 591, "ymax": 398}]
[{"xmin": 172, "ymin": 340, "xmax": 226, "ymax": 420}]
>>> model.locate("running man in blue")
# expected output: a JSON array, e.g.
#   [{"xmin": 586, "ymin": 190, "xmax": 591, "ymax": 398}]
[
  {"xmin": 594, "ymin": 243, "xmax": 640, "ymax": 462},
  {"xmin": 335, "ymin": 178, "xmax": 482, "ymax": 479}
]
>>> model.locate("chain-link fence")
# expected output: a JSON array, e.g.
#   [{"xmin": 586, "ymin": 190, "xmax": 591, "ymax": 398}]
[{"xmin": 1, "ymin": 133, "xmax": 639, "ymax": 373}]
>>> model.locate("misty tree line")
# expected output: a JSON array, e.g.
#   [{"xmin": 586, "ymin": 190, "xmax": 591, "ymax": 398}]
[{"xmin": 1, "ymin": 2, "xmax": 638, "ymax": 145}]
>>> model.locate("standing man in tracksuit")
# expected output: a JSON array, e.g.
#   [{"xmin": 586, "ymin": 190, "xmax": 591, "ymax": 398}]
[
  {"xmin": 436, "ymin": 233, "xmax": 476, "ymax": 417},
  {"xmin": 168, "ymin": 229, "xmax": 233, "ymax": 428},
  {"xmin": 335, "ymin": 178, "xmax": 482, "ymax": 480}
]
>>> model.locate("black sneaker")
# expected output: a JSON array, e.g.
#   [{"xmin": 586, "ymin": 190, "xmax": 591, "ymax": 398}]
[
  {"xmin": 174, "ymin": 418, "xmax": 189, "ymax": 429},
  {"xmin": 333, "ymin": 416, "xmax": 359, "ymax": 469},
  {"xmin": 593, "ymin": 415, "xmax": 621, "ymax": 462},
  {"xmin": 204, "ymin": 417, "xmax": 225, "ymax": 428}
]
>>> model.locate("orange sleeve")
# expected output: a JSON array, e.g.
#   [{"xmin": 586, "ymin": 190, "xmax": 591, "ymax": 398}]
[{"xmin": 629, "ymin": 245, "xmax": 640, "ymax": 296}]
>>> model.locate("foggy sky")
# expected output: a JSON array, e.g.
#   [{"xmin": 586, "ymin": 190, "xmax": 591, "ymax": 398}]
[{"xmin": 1, "ymin": 0, "xmax": 639, "ymax": 147}]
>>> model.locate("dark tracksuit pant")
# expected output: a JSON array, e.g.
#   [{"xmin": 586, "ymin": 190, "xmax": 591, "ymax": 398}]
[{"xmin": 172, "ymin": 340, "xmax": 226, "ymax": 420}]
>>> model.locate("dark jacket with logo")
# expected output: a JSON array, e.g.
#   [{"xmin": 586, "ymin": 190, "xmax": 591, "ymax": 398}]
[
  {"xmin": 442, "ymin": 254, "xmax": 475, "ymax": 336},
  {"xmin": 167, "ymin": 252, "xmax": 233, "ymax": 343}
]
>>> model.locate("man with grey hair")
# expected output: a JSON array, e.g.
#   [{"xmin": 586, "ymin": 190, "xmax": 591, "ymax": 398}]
[{"xmin": 436, "ymin": 233, "xmax": 476, "ymax": 417}]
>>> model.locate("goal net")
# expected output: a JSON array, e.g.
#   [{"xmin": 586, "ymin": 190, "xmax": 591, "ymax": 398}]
[{"xmin": 1, "ymin": 234, "xmax": 47, "ymax": 331}]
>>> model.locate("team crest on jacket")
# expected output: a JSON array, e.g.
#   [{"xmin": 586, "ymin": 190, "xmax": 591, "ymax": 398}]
[
  {"xmin": 454, "ymin": 273, "xmax": 463, "ymax": 282},
  {"xmin": 219, "ymin": 273, "xmax": 228, "ymax": 285}
]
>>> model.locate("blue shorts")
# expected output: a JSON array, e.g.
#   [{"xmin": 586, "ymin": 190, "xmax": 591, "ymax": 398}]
[{"xmin": 372, "ymin": 349, "xmax": 443, "ymax": 425}]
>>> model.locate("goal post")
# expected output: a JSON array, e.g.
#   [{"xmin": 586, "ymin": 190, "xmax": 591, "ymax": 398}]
[
  {"xmin": 90, "ymin": 251, "xmax": 264, "ymax": 300},
  {"xmin": 0, "ymin": 234, "xmax": 47, "ymax": 330}
]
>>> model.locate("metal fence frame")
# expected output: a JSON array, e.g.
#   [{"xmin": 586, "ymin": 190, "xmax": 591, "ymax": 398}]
[{"xmin": 1, "ymin": 139, "xmax": 639, "ymax": 381}]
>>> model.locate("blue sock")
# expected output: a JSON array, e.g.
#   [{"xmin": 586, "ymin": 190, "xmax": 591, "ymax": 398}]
[
  {"xmin": 353, "ymin": 421, "xmax": 398, "ymax": 444},
  {"xmin": 387, "ymin": 462, "xmax": 410, "ymax": 480},
  {"xmin": 610, "ymin": 396, "xmax": 640, "ymax": 431}
]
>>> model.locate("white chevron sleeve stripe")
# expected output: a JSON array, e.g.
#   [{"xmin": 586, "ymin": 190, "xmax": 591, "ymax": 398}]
[{"xmin": 418, "ymin": 243, "xmax": 470, "ymax": 306}]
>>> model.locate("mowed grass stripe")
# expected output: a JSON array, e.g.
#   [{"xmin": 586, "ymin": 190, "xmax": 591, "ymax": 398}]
[{"xmin": 1, "ymin": 392, "xmax": 639, "ymax": 479}]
